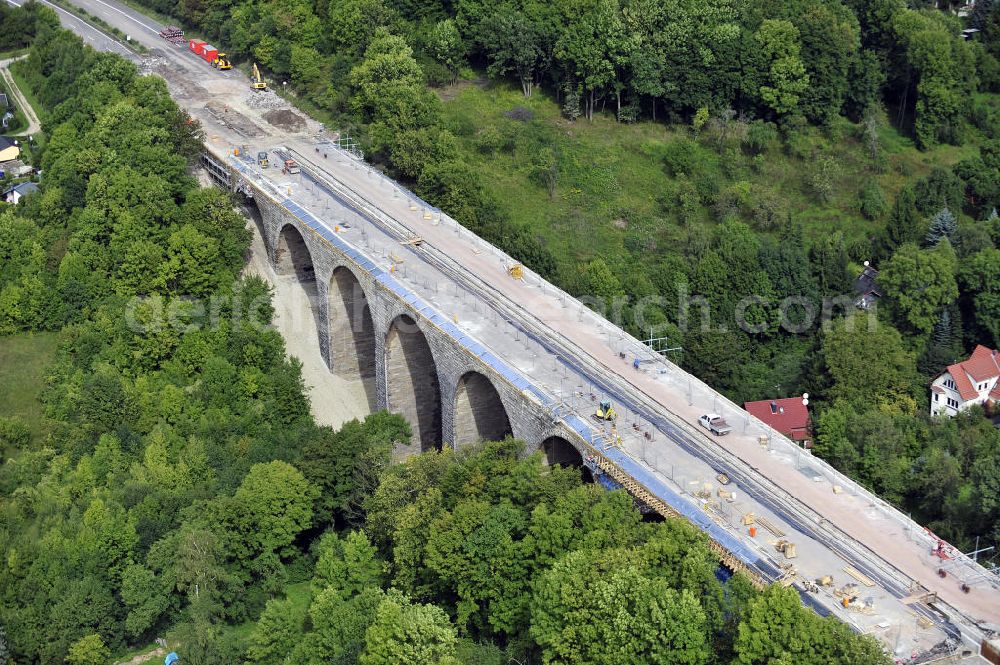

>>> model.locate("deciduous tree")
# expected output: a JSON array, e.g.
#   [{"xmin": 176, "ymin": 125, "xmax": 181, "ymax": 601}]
[
  {"xmin": 228, "ymin": 461, "xmax": 317, "ymax": 562},
  {"xmin": 880, "ymin": 241, "xmax": 958, "ymax": 333},
  {"xmin": 755, "ymin": 20, "xmax": 809, "ymax": 116},
  {"xmin": 65, "ymin": 634, "xmax": 110, "ymax": 665},
  {"xmin": 359, "ymin": 592, "xmax": 459, "ymax": 665},
  {"xmin": 960, "ymin": 248, "xmax": 1000, "ymax": 347},
  {"xmin": 821, "ymin": 316, "xmax": 916, "ymax": 412}
]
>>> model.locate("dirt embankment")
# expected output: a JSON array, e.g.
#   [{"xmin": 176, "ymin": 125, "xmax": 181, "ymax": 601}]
[
  {"xmin": 241, "ymin": 214, "xmax": 372, "ymax": 428},
  {"xmin": 204, "ymin": 100, "xmax": 264, "ymax": 137},
  {"xmin": 114, "ymin": 647, "xmax": 164, "ymax": 665},
  {"xmin": 263, "ymin": 108, "xmax": 306, "ymax": 132}
]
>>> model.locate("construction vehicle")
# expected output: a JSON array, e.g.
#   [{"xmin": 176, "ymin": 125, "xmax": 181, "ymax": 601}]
[
  {"xmin": 251, "ymin": 63, "xmax": 267, "ymax": 91},
  {"xmin": 257, "ymin": 151, "xmax": 269, "ymax": 168},
  {"xmin": 274, "ymin": 148, "xmax": 300, "ymax": 174},
  {"xmin": 189, "ymin": 39, "xmax": 232, "ymax": 70},
  {"xmin": 593, "ymin": 400, "xmax": 617, "ymax": 422},
  {"xmin": 507, "ymin": 263, "xmax": 524, "ymax": 280},
  {"xmin": 698, "ymin": 413, "xmax": 732, "ymax": 436}
]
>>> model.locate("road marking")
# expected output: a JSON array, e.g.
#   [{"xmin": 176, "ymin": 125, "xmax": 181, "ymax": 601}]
[
  {"xmin": 77, "ymin": 0, "xmax": 160, "ymax": 34},
  {"xmin": 9, "ymin": 0, "xmax": 133, "ymax": 56},
  {"xmin": 50, "ymin": 0, "xmax": 134, "ymax": 55}
]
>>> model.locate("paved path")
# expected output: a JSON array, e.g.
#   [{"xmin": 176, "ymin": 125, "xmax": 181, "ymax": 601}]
[{"xmin": 0, "ymin": 56, "xmax": 40, "ymax": 136}]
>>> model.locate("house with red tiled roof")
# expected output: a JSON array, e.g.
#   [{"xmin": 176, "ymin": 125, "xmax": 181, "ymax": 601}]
[
  {"xmin": 930, "ymin": 345, "xmax": 1000, "ymax": 417},
  {"xmin": 744, "ymin": 397, "xmax": 811, "ymax": 446}
]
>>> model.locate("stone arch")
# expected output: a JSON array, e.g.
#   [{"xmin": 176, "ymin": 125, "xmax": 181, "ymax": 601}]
[
  {"xmin": 275, "ymin": 223, "xmax": 315, "ymax": 282},
  {"xmin": 542, "ymin": 436, "xmax": 584, "ymax": 468},
  {"xmin": 385, "ymin": 314, "xmax": 442, "ymax": 451},
  {"xmin": 453, "ymin": 371, "xmax": 513, "ymax": 447},
  {"xmin": 328, "ymin": 266, "xmax": 377, "ymax": 410},
  {"xmin": 274, "ymin": 223, "xmax": 319, "ymax": 329}
]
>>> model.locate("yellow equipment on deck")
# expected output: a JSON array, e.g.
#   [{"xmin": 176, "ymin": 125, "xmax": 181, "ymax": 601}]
[
  {"xmin": 251, "ymin": 63, "xmax": 267, "ymax": 91},
  {"xmin": 594, "ymin": 400, "xmax": 617, "ymax": 422},
  {"xmin": 507, "ymin": 264, "xmax": 523, "ymax": 280}
]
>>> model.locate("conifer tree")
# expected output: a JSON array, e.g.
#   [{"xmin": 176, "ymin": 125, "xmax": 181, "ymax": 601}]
[{"xmin": 925, "ymin": 207, "xmax": 957, "ymax": 246}]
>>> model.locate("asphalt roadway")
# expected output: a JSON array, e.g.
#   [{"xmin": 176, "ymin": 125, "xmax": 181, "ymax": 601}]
[{"xmin": 6, "ymin": 0, "xmax": 137, "ymax": 59}]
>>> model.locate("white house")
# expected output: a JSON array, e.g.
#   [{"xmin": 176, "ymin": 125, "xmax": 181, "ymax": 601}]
[
  {"xmin": 2, "ymin": 181, "xmax": 39, "ymax": 204},
  {"xmin": 930, "ymin": 345, "xmax": 1000, "ymax": 416}
]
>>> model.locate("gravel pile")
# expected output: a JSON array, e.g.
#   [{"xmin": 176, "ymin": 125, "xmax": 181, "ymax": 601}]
[
  {"xmin": 243, "ymin": 91, "xmax": 287, "ymax": 110},
  {"xmin": 139, "ymin": 56, "xmax": 168, "ymax": 76}
]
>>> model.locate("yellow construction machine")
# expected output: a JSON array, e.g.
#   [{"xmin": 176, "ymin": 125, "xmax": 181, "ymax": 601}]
[
  {"xmin": 594, "ymin": 400, "xmax": 618, "ymax": 422},
  {"xmin": 251, "ymin": 63, "xmax": 267, "ymax": 91}
]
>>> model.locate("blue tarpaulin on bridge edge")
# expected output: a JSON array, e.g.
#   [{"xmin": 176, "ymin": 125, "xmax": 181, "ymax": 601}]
[{"xmin": 564, "ymin": 412, "xmax": 772, "ymax": 576}]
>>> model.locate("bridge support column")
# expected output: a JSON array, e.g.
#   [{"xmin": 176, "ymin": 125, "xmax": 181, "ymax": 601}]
[
  {"xmin": 441, "ymin": 389, "xmax": 456, "ymax": 450},
  {"xmin": 373, "ymin": 325, "xmax": 389, "ymax": 412},
  {"xmin": 314, "ymin": 274, "xmax": 331, "ymax": 369},
  {"xmin": 256, "ymin": 198, "xmax": 285, "ymax": 267}
]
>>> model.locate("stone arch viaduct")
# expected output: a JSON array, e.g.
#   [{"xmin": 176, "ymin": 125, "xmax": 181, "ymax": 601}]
[
  {"xmin": 199, "ymin": 147, "xmax": 998, "ymax": 654},
  {"xmin": 235, "ymin": 164, "xmax": 586, "ymax": 468},
  {"xmin": 17, "ymin": 1, "xmax": 992, "ymax": 653}
]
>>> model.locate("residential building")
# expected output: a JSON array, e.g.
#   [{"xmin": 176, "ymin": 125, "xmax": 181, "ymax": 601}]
[
  {"xmin": 0, "ymin": 136, "xmax": 20, "ymax": 163},
  {"xmin": 2, "ymin": 181, "xmax": 39, "ymax": 204},
  {"xmin": 930, "ymin": 345, "xmax": 1000, "ymax": 416},
  {"xmin": 0, "ymin": 159, "xmax": 32, "ymax": 178},
  {"xmin": 853, "ymin": 263, "xmax": 881, "ymax": 310},
  {"xmin": 744, "ymin": 397, "xmax": 811, "ymax": 447}
]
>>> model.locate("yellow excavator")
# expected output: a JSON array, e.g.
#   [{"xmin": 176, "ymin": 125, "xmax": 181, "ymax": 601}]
[{"xmin": 251, "ymin": 63, "xmax": 267, "ymax": 91}]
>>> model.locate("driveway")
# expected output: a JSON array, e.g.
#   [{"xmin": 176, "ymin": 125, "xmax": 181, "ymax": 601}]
[{"xmin": 1, "ymin": 55, "xmax": 41, "ymax": 136}]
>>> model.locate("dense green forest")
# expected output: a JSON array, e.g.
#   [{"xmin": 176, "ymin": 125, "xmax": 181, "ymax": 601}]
[
  {"xmin": 0, "ymin": 9, "xmax": 899, "ymax": 664},
  {"xmin": 109, "ymin": 0, "xmax": 1000, "ymax": 561}
]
